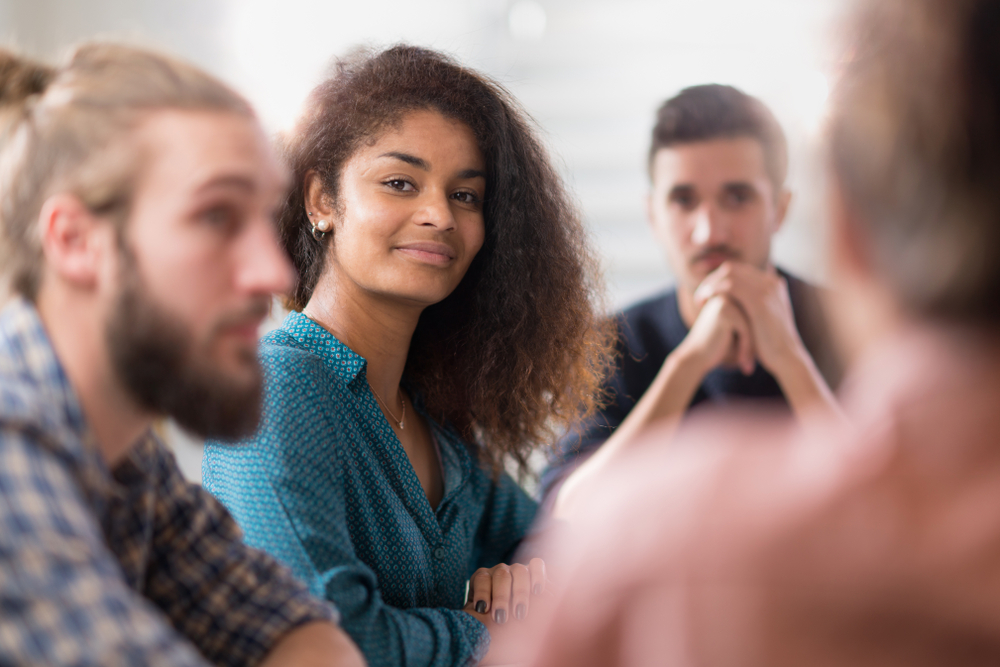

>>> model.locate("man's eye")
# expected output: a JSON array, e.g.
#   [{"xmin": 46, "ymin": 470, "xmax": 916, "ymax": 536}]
[
  {"xmin": 722, "ymin": 188, "xmax": 755, "ymax": 208},
  {"xmin": 670, "ymin": 193, "xmax": 697, "ymax": 210}
]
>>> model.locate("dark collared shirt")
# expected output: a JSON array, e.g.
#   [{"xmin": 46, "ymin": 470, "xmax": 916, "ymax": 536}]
[
  {"xmin": 541, "ymin": 271, "xmax": 841, "ymax": 499},
  {"xmin": 0, "ymin": 298, "xmax": 337, "ymax": 666}
]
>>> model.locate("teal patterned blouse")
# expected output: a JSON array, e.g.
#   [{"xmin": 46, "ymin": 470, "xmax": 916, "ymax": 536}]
[{"xmin": 202, "ymin": 312, "xmax": 537, "ymax": 667}]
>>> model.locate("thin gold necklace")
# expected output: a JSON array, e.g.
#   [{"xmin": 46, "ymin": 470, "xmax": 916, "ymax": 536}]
[
  {"xmin": 299, "ymin": 309, "xmax": 407, "ymax": 430},
  {"xmin": 369, "ymin": 383, "xmax": 406, "ymax": 430}
]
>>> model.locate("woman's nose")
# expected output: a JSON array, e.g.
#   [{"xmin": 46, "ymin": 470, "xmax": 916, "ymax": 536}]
[{"xmin": 414, "ymin": 191, "xmax": 456, "ymax": 231}]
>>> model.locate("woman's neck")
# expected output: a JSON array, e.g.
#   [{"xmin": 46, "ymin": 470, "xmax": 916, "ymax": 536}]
[{"xmin": 302, "ymin": 271, "xmax": 421, "ymax": 400}]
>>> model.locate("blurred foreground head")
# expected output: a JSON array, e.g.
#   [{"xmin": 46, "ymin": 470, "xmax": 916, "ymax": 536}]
[
  {"xmin": 0, "ymin": 44, "xmax": 292, "ymax": 439},
  {"xmin": 829, "ymin": 0, "xmax": 1000, "ymax": 327}
]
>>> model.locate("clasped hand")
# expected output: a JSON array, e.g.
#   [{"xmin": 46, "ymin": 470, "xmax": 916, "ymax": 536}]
[{"xmin": 683, "ymin": 261, "xmax": 805, "ymax": 377}]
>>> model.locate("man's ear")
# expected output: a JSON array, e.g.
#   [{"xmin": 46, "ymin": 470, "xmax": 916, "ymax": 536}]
[
  {"xmin": 772, "ymin": 188, "xmax": 793, "ymax": 233},
  {"xmin": 38, "ymin": 193, "xmax": 113, "ymax": 291}
]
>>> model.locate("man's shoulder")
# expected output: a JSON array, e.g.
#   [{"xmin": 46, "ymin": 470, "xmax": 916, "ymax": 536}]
[
  {"xmin": 776, "ymin": 268, "xmax": 844, "ymax": 388},
  {"xmin": 0, "ymin": 372, "xmax": 66, "ymax": 453},
  {"xmin": 617, "ymin": 287, "xmax": 679, "ymax": 324},
  {"xmin": 610, "ymin": 287, "xmax": 685, "ymax": 358},
  {"xmin": 779, "ymin": 268, "xmax": 825, "ymax": 301}
]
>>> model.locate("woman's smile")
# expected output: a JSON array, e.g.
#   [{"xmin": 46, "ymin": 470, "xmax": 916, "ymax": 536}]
[
  {"xmin": 309, "ymin": 109, "xmax": 486, "ymax": 307},
  {"xmin": 394, "ymin": 240, "xmax": 458, "ymax": 266}
]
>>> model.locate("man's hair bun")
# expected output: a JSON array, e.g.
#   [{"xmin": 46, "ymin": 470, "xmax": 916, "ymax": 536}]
[
  {"xmin": 1, "ymin": 48, "xmax": 55, "ymax": 143},
  {"xmin": 1, "ymin": 49, "xmax": 53, "ymax": 102}
]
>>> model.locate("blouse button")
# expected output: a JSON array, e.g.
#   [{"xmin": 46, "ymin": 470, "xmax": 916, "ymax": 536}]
[{"xmin": 433, "ymin": 547, "xmax": 446, "ymax": 560}]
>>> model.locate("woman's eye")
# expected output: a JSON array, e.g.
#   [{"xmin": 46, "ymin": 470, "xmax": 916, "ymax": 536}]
[
  {"xmin": 452, "ymin": 191, "xmax": 481, "ymax": 205},
  {"xmin": 385, "ymin": 179, "xmax": 416, "ymax": 192}
]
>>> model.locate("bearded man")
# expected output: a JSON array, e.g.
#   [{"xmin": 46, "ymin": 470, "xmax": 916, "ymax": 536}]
[{"xmin": 0, "ymin": 44, "xmax": 363, "ymax": 666}]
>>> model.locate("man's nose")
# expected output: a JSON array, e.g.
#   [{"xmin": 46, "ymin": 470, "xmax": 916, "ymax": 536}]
[
  {"xmin": 236, "ymin": 217, "xmax": 295, "ymax": 296},
  {"xmin": 690, "ymin": 203, "xmax": 728, "ymax": 246}
]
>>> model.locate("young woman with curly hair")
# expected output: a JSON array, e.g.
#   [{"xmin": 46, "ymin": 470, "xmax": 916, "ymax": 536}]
[{"xmin": 203, "ymin": 45, "xmax": 611, "ymax": 667}]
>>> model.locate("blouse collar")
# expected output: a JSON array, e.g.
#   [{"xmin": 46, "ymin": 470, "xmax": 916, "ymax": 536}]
[{"xmin": 279, "ymin": 310, "xmax": 368, "ymax": 390}]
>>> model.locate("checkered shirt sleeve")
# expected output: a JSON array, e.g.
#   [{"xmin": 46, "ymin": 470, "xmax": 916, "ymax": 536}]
[
  {"xmin": 0, "ymin": 425, "xmax": 209, "ymax": 666},
  {"xmin": 0, "ymin": 424, "xmax": 338, "ymax": 666}
]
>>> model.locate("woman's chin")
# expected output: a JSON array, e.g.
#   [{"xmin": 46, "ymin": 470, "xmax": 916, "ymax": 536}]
[{"xmin": 373, "ymin": 284, "xmax": 458, "ymax": 309}]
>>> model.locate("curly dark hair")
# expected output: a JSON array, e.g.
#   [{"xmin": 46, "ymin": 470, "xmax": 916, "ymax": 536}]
[{"xmin": 277, "ymin": 44, "xmax": 613, "ymax": 471}]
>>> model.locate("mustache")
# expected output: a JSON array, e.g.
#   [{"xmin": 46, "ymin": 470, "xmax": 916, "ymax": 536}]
[
  {"xmin": 691, "ymin": 245, "xmax": 743, "ymax": 263},
  {"xmin": 213, "ymin": 296, "xmax": 272, "ymax": 331}
]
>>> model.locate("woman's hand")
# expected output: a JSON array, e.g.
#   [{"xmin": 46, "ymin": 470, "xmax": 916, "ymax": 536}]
[
  {"xmin": 464, "ymin": 558, "xmax": 551, "ymax": 665},
  {"xmin": 464, "ymin": 558, "xmax": 547, "ymax": 624}
]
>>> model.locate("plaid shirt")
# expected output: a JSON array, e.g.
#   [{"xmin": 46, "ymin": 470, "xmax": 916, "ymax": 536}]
[{"xmin": 0, "ymin": 298, "xmax": 338, "ymax": 666}]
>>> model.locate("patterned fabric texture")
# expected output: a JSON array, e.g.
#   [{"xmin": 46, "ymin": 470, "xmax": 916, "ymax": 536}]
[
  {"xmin": 203, "ymin": 311, "xmax": 538, "ymax": 667},
  {"xmin": 0, "ymin": 298, "xmax": 337, "ymax": 666}
]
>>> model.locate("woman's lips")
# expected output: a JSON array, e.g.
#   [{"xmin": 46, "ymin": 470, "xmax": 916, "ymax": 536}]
[{"xmin": 395, "ymin": 242, "xmax": 456, "ymax": 266}]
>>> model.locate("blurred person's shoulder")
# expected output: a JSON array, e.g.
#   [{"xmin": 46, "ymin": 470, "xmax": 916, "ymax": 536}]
[
  {"xmin": 564, "ymin": 406, "xmax": 854, "ymax": 568},
  {"xmin": 533, "ymin": 409, "xmax": 858, "ymax": 666}
]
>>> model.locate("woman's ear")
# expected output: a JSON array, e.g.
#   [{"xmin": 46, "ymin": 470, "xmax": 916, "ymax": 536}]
[{"xmin": 304, "ymin": 171, "xmax": 334, "ymax": 219}]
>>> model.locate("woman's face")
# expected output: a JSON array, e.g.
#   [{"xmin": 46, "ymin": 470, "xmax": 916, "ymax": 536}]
[{"xmin": 314, "ymin": 109, "xmax": 486, "ymax": 309}]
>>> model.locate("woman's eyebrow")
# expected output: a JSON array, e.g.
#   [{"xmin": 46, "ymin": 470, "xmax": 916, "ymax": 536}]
[
  {"xmin": 380, "ymin": 151, "xmax": 429, "ymax": 170},
  {"xmin": 379, "ymin": 152, "xmax": 485, "ymax": 181}
]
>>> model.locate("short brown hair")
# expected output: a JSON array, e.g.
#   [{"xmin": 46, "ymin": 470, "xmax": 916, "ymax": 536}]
[
  {"xmin": 830, "ymin": 0, "xmax": 1000, "ymax": 324},
  {"xmin": 649, "ymin": 84, "xmax": 788, "ymax": 189},
  {"xmin": 279, "ymin": 45, "xmax": 612, "ymax": 471},
  {"xmin": 0, "ymin": 43, "xmax": 253, "ymax": 301}
]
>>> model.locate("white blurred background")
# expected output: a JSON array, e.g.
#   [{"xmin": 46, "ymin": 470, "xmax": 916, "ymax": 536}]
[{"xmin": 0, "ymin": 0, "xmax": 846, "ymax": 483}]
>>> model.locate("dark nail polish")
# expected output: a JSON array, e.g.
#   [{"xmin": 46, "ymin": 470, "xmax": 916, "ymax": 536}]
[
  {"xmin": 495, "ymin": 608, "xmax": 507, "ymax": 624},
  {"xmin": 475, "ymin": 600, "xmax": 486, "ymax": 614},
  {"xmin": 533, "ymin": 584, "xmax": 542, "ymax": 595},
  {"xmin": 515, "ymin": 604, "xmax": 526, "ymax": 620}
]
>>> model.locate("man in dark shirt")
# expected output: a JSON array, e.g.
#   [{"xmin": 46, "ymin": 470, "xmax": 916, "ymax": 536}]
[{"xmin": 543, "ymin": 85, "xmax": 840, "ymax": 506}]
